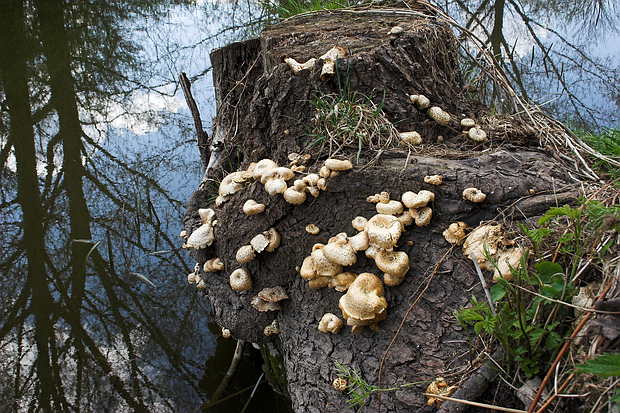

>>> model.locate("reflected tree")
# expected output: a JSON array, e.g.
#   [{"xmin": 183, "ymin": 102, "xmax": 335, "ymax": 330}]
[
  {"xmin": 443, "ymin": 0, "xmax": 620, "ymax": 128},
  {"xmin": 0, "ymin": 0, "xmax": 256, "ymax": 411}
]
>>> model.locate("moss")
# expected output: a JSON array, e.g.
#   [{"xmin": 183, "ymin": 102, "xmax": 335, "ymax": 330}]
[{"xmin": 259, "ymin": 341, "xmax": 290, "ymax": 397}]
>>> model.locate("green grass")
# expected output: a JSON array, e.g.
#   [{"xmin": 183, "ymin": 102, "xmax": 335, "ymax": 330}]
[
  {"xmin": 262, "ymin": 0, "xmax": 364, "ymax": 20},
  {"xmin": 575, "ymin": 127, "xmax": 620, "ymax": 179}
]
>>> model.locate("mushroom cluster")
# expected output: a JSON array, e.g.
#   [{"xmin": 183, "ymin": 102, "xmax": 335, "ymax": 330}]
[
  {"xmin": 460, "ymin": 118, "xmax": 487, "ymax": 142},
  {"xmin": 252, "ymin": 286, "xmax": 289, "ymax": 312},
  {"xmin": 235, "ymin": 228, "xmax": 281, "ymax": 264},
  {"xmin": 185, "ymin": 208, "xmax": 216, "ymax": 249},
  {"xmin": 462, "ymin": 224, "xmax": 523, "ymax": 281}
]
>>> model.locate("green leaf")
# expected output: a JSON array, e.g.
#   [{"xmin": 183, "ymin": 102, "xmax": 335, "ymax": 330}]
[
  {"xmin": 545, "ymin": 331, "xmax": 562, "ymax": 351},
  {"xmin": 490, "ymin": 283, "xmax": 507, "ymax": 302},
  {"xmin": 575, "ymin": 353, "xmax": 620, "ymax": 377},
  {"xmin": 535, "ymin": 261, "xmax": 564, "ymax": 283}
]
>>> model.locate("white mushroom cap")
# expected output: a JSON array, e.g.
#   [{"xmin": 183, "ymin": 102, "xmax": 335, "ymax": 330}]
[
  {"xmin": 365, "ymin": 214, "xmax": 403, "ymax": 251},
  {"xmin": 186, "ymin": 220, "xmax": 216, "ymax": 249},
  {"xmin": 424, "ymin": 175, "xmax": 443, "ymax": 185},
  {"xmin": 204, "ymin": 257, "xmax": 224, "ymax": 272},
  {"xmin": 460, "ymin": 118, "xmax": 476, "ymax": 129},
  {"xmin": 399, "ymin": 131, "xmax": 422, "ymax": 146},
  {"xmin": 319, "ymin": 165, "xmax": 331, "ymax": 179},
  {"xmin": 323, "ymin": 233, "xmax": 357, "ymax": 266},
  {"xmin": 468, "ymin": 127, "xmax": 487, "ymax": 142},
  {"xmin": 263, "ymin": 228, "xmax": 281, "ymax": 252},
  {"xmin": 258, "ymin": 286, "xmax": 289, "ymax": 302},
  {"xmin": 317, "ymin": 178, "xmax": 327, "ymax": 191},
  {"xmin": 443, "ymin": 222, "xmax": 468, "ymax": 244},
  {"xmin": 215, "ymin": 195, "xmax": 230, "ymax": 207},
  {"xmin": 416, "ymin": 94, "xmax": 430, "ymax": 109},
  {"xmin": 285, "ymin": 57, "xmax": 316, "ymax": 75},
  {"xmin": 311, "ymin": 244, "xmax": 343, "ymax": 277},
  {"xmin": 462, "ymin": 224, "xmax": 503, "ymax": 265},
  {"xmin": 328, "ymin": 272, "xmax": 357, "ymax": 292},
  {"xmin": 303, "ymin": 173, "xmax": 320, "ymax": 187},
  {"xmin": 187, "ymin": 273, "xmax": 197, "ymax": 284},
  {"xmin": 318, "ymin": 313, "xmax": 344, "ymax": 334},
  {"xmin": 180, "ymin": 229, "xmax": 187, "ymax": 239},
  {"xmin": 300, "ymin": 255, "xmax": 317, "ymax": 280},
  {"xmin": 396, "ymin": 210, "xmax": 414, "ymax": 227},
  {"xmin": 236, "ymin": 245, "xmax": 256, "ymax": 263},
  {"xmin": 243, "ymin": 199, "xmax": 265, "ymax": 215},
  {"xmin": 219, "ymin": 172, "xmax": 245, "ymax": 196},
  {"xmin": 283, "ymin": 187, "xmax": 307, "ymax": 204},
  {"xmin": 252, "ymin": 159, "xmax": 278, "ymax": 181},
  {"xmin": 324, "ymin": 158, "xmax": 353, "ymax": 171},
  {"xmin": 230, "ymin": 268, "xmax": 252, "ymax": 291},
  {"xmin": 463, "ymin": 187, "xmax": 487, "ymax": 203},
  {"xmin": 264, "ymin": 178, "xmax": 288, "ymax": 195},
  {"xmin": 376, "ymin": 200, "xmax": 404, "ymax": 215},
  {"xmin": 308, "ymin": 276, "xmax": 331, "ymax": 289},
  {"xmin": 402, "ymin": 190, "xmax": 435, "ymax": 209},
  {"xmin": 493, "ymin": 248, "xmax": 523, "ymax": 281},
  {"xmin": 199, "ymin": 208, "xmax": 215, "ymax": 223},
  {"xmin": 319, "ymin": 46, "xmax": 345, "ymax": 81},
  {"xmin": 428, "ymin": 106, "xmax": 451, "ymax": 126},
  {"xmin": 349, "ymin": 231, "xmax": 370, "ymax": 252},
  {"xmin": 292, "ymin": 179, "xmax": 307, "ymax": 191},
  {"xmin": 222, "ymin": 328, "xmax": 231, "ymax": 339},
  {"xmin": 367, "ymin": 191, "xmax": 390, "ymax": 203},
  {"xmin": 414, "ymin": 206, "xmax": 433, "ymax": 227},
  {"xmin": 409, "ymin": 94, "xmax": 419, "ymax": 104},
  {"xmin": 250, "ymin": 234, "xmax": 269, "ymax": 253},
  {"xmin": 306, "ymin": 224, "xmax": 320, "ymax": 235},
  {"xmin": 352, "ymin": 216, "xmax": 368, "ymax": 232},
  {"xmin": 339, "ymin": 273, "xmax": 388, "ymax": 334},
  {"xmin": 252, "ymin": 296, "xmax": 282, "ymax": 312},
  {"xmin": 374, "ymin": 250, "xmax": 409, "ymax": 279}
]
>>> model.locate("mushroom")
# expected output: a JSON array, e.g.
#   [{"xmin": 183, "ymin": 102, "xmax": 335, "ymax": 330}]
[
  {"xmin": 229, "ymin": 268, "xmax": 252, "ymax": 291},
  {"xmin": 366, "ymin": 191, "xmax": 390, "ymax": 204},
  {"xmin": 424, "ymin": 175, "xmax": 443, "ymax": 185},
  {"xmin": 333, "ymin": 377, "xmax": 348, "ymax": 391},
  {"xmin": 413, "ymin": 206, "xmax": 433, "ymax": 227},
  {"xmin": 251, "ymin": 159, "xmax": 278, "ymax": 181},
  {"xmin": 324, "ymin": 158, "xmax": 353, "ymax": 171},
  {"xmin": 493, "ymin": 248, "xmax": 523, "ymax": 281},
  {"xmin": 262, "ymin": 167, "xmax": 294, "ymax": 195},
  {"xmin": 285, "ymin": 57, "xmax": 316, "ymax": 75},
  {"xmin": 376, "ymin": 200, "xmax": 403, "ymax": 215},
  {"xmin": 258, "ymin": 286, "xmax": 289, "ymax": 303},
  {"xmin": 402, "ymin": 190, "xmax": 435, "ymax": 209},
  {"xmin": 468, "ymin": 127, "xmax": 487, "ymax": 142},
  {"xmin": 264, "ymin": 319, "xmax": 280, "ymax": 336},
  {"xmin": 263, "ymin": 227, "xmax": 281, "ymax": 252},
  {"xmin": 221, "ymin": 328, "xmax": 231, "ymax": 339},
  {"xmin": 365, "ymin": 214, "xmax": 403, "ymax": 251},
  {"xmin": 462, "ymin": 224, "xmax": 503, "ymax": 267},
  {"xmin": 186, "ymin": 208, "xmax": 216, "ymax": 249},
  {"xmin": 352, "ymin": 216, "xmax": 368, "ymax": 232},
  {"xmin": 328, "ymin": 272, "xmax": 358, "ymax": 292},
  {"xmin": 250, "ymin": 233, "xmax": 269, "ymax": 253},
  {"xmin": 339, "ymin": 273, "xmax": 388, "ymax": 334},
  {"xmin": 323, "ymin": 232, "xmax": 357, "ymax": 266},
  {"xmin": 187, "ymin": 272, "xmax": 197, "ymax": 284},
  {"xmin": 236, "ymin": 245, "xmax": 256, "ymax": 263},
  {"xmin": 428, "ymin": 106, "xmax": 451, "ymax": 126},
  {"xmin": 219, "ymin": 171, "xmax": 246, "ymax": 197},
  {"xmin": 243, "ymin": 199, "xmax": 265, "ymax": 215},
  {"xmin": 460, "ymin": 118, "xmax": 476, "ymax": 129},
  {"xmin": 204, "ymin": 257, "xmax": 224, "ymax": 272},
  {"xmin": 463, "ymin": 187, "xmax": 487, "ymax": 203},
  {"xmin": 311, "ymin": 243, "xmax": 343, "ymax": 277},
  {"xmin": 348, "ymin": 231, "xmax": 370, "ymax": 252},
  {"xmin": 388, "ymin": 26, "xmax": 403, "ymax": 36},
  {"xmin": 306, "ymin": 224, "xmax": 320, "ymax": 235},
  {"xmin": 399, "ymin": 131, "xmax": 422, "ymax": 146},
  {"xmin": 283, "ymin": 187, "xmax": 307, "ymax": 204},
  {"xmin": 374, "ymin": 250, "xmax": 409, "ymax": 286},
  {"xmin": 179, "ymin": 229, "xmax": 187, "ymax": 239},
  {"xmin": 318, "ymin": 313, "xmax": 344, "ymax": 334},
  {"xmin": 319, "ymin": 46, "xmax": 345, "ymax": 81},
  {"xmin": 411, "ymin": 94, "xmax": 430, "ymax": 109},
  {"xmin": 251, "ymin": 296, "xmax": 282, "ymax": 312},
  {"xmin": 443, "ymin": 222, "xmax": 468, "ymax": 245}
]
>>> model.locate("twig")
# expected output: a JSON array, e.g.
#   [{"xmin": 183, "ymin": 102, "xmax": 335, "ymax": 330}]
[
  {"xmin": 202, "ymin": 340, "xmax": 245, "ymax": 410},
  {"xmin": 470, "ymin": 252, "xmax": 497, "ymax": 317},
  {"xmin": 179, "ymin": 72, "xmax": 209, "ymax": 170},
  {"xmin": 425, "ymin": 393, "xmax": 527, "ymax": 413}
]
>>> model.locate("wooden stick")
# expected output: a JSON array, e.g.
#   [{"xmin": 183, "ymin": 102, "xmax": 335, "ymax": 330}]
[
  {"xmin": 424, "ymin": 393, "xmax": 527, "ymax": 413},
  {"xmin": 179, "ymin": 72, "xmax": 209, "ymax": 170}
]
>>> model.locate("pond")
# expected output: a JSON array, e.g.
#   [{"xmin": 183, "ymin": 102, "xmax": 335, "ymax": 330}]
[{"xmin": 0, "ymin": 1, "xmax": 617, "ymax": 412}]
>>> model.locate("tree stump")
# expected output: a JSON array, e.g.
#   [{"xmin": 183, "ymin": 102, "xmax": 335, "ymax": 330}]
[{"xmin": 184, "ymin": 7, "xmax": 580, "ymax": 412}]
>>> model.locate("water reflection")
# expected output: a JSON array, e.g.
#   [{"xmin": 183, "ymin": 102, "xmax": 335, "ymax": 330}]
[{"xmin": 0, "ymin": 0, "xmax": 270, "ymax": 411}]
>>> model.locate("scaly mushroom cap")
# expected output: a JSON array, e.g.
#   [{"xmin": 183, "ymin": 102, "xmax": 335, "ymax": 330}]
[
  {"xmin": 323, "ymin": 233, "xmax": 357, "ymax": 266},
  {"xmin": 305, "ymin": 224, "xmax": 320, "ymax": 235},
  {"xmin": 303, "ymin": 173, "xmax": 320, "ymax": 187},
  {"xmin": 462, "ymin": 224, "xmax": 503, "ymax": 264},
  {"xmin": 463, "ymin": 187, "xmax": 487, "ymax": 203},
  {"xmin": 493, "ymin": 248, "xmax": 523, "ymax": 281},
  {"xmin": 187, "ymin": 272, "xmax": 197, "ymax": 284},
  {"xmin": 376, "ymin": 200, "xmax": 404, "ymax": 215},
  {"xmin": 250, "ymin": 234, "xmax": 269, "ymax": 253},
  {"xmin": 204, "ymin": 257, "xmax": 224, "ymax": 272},
  {"xmin": 324, "ymin": 158, "xmax": 353, "ymax": 171},
  {"xmin": 252, "ymin": 296, "xmax": 282, "ymax": 312},
  {"xmin": 264, "ymin": 319, "xmax": 280, "ymax": 336},
  {"xmin": 236, "ymin": 245, "xmax": 256, "ymax": 263},
  {"xmin": 424, "ymin": 175, "xmax": 443, "ymax": 185},
  {"xmin": 428, "ymin": 106, "xmax": 451, "ymax": 126},
  {"xmin": 399, "ymin": 131, "xmax": 422, "ymax": 146},
  {"xmin": 311, "ymin": 243, "xmax": 344, "ymax": 276},
  {"xmin": 460, "ymin": 118, "xmax": 476, "ymax": 129},
  {"xmin": 292, "ymin": 179, "xmax": 307, "ymax": 191},
  {"xmin": 339, "ymin": 273, "xmax": 388, "ymax": 333},
  {"xmin": 258, "ymin": 286, "xmax": 289, "ymax": 302},
  {"xmin": 416, "ymin": 94, "xmax": 430, "ymax": 109},
  {"xmin": 414, "ymin": 206, "xmax": 433, "ymax": 227},
  {"xmin": 263, "ymin": 228, "xmax": 281, "ymax": 252},
  {"xmin": 329, "ymin": 272, "xmax": 358, "ymax": 292},
  {"xmin": 221, "ymin": 328, "xmax": 231, "ymax": 339},
  {"xmin": 402, "ymin": 190, "xmax": 435, "ymax": 209},
  {"xmin": 383, "ymin": 272, "xmax": 406, "ymax": 287},
  {"xmin": 374, "ymin": 250, "xmax": 409, "ymax": 278},
  {"xmin": 252, "ymin": 159, "xmax": 278, "ymax": 181},
  {"xmin": 230, "ymin": 268, "xmax": 252, "ymax": 291},
  {"xmin": 319, "ymin": 165, "xmax": 331, "ymax": 179},
  {"xmin": 443, "ymin": 222, "xmax": 468, "ymax": 245},
  {"xmin": 308, "ymin": 276, "xmax": 331, "ymax": 289},
  {"xmin": 186, "ymin": 216, "xmax": 216, "ymax": 249},
  {"xmin": 264, "ymin": 178, "xmax": 288, "ymax": 195},
  {"xmin": 318, "ymin": 313, "xmax": 344, "ymax": 334},
  {"xmin": 352, "ymin": 216, "xmax": 368, "ymax": 232},
  {"xmin": 396, "ymin": 210, "xmax": 414, "ymax": 227},
  {"xmin": 468, "ymin": 127, "xmax": 487, "ymax": 142},
  {"xmin": 300, "ymin": 255, "xmax": 317, "ymax": 280},
  {"xmin": 283, "ymin": 187, "xmax": 307, "ymax": 204},
  {"xmin": 219, "ymin": 172, "xmax": 245, "ymax": 196},
  {"xmin": 367, "ymin": 191, "xmax": 390, "ymax": 203},
  {"xmin": 243, "ymin": 199, "xmax": 265, "ymax": 215},
  {"xmin": 349, "ymin": 231, "xmax": 370, "ymax": 252},
  {"xmin": 365, "ymin": 214, "xmax": 403, "ymax": 251}
]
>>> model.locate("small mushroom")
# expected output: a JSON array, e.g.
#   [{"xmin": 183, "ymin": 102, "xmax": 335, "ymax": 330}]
[
  {"xmin": 493, "ymin": 248, "xmax": 523, "ymax": 281},
  {"xmin": 328, "ymin": 272, "xmax": 358, "ymax": 292},
  {"xmin": 323, "ymin": 233, "xmax": 357, "ymax": 266},
  {"xmin": 236, "ymin": 245, "xmax": 256, "ymax": 263},
  {"xmin": 352, "ymin": 216, "xmax": 368, "ymax": 232},
  {"xmin": 399, "ymin": 131, "xmax": 422, "ymax": 146},
  {"xmin": 186, "ymin": 208, "xmax": 216, "ymax": 249},
  {"xmin": 263, "ymin": 227, "xmax": 281, "ymax": 252},
  {"xmin": 318, "ymin": 313, "xmax": 344, "ymax": 334},
  {"xmin": 460, "ymin": 118, "xmax": 476, "ymax": 129},
  {"xmin": 251, "ymin": 159, "xmax": 278, "ymax": 181},
  {"xmin": 243, "ymin": 199, "xmax": 265, "ymax": 215},
  {"xmin": 339, "ymin": 273, "xmax": 388, "ymax": 334},
  {"xmin": 411, "ymin": 94, "xmax": 430, "ymax": 109},
  {"xmin": 324, "ymin": 158, "xmax": 353, "ymax": 171},
  {"xmin": 264, "ymin": 319, "xmax": 280, "ymax": 336},
  {"xmin": 285, "ymin": 57, "xmax": 316, "ymax": 75},
  {"xmin": 229, "ymin": 268, "xmax": 252, "ymax": 291},
  {"xmin": 251, "ymin": 296, "xmax": 282, "ymax": 312},
  {"xmin": 222, "ymin": 328, "xmax": 231, "ymax": 339},
  {"xmin": 374, "ymin": 250, "xmax": 409, "ymax": 286},
  {"xmin": 204, "ymin": 257, "xmax": 224, "ymax": 272},
  {"xmin": 424, "ymin": 175, "xmax": 443, "ymax": 185},
  {"xmin": 468, "ymin": 127, "xmax": 487, "ymax": 142},
  {"xmin": 365, "ymin": 214, "xmax": 403, "ymax": 251},
  {"xmin": 187, "ymin": 272, "xmax": 197, "ymax": 284},
  {"xmin": 306, "ymin": 224, "xmax": 320, "ymax": 235},
  {"xmin": 319, "ymin": 46, "xmax": 346, "ymax": 81},
  {"xmin": 258, "ymin": 286, "xmax": 289, "ymax": 303},
  {"xmin": 388, "ymin": 26, "xmax": 403, "ymax": 36},
  {"xmin": 283, "ymin": 187, "xmax": 307, "ymax": 204},
  {"xmin": 348, "ymin": 231, "xmax": 370, "ymax": 252},
  {"xmin": 463, "ymin": 187, "xmax": 486, "ymax": 203},
  {"xmin": 366, "ymin": 191, "xmax": 390, "ymax": 204},
  {"xmin": 413, "ymin": 206, "xmax": 433, "ymax": 227},
  {"xmin": 402, "ymin": 190, "xmax": 435, "ymax": 209},
  {"xmin": 443, "ymin": 222, "xmax": 468, "ymax": 245},
  {"xmin": 250, "ymin": 233, "xmax": 269, "ymax": 253},
  {"xmin": 333, "ymin": 377, "xmax": 348, "ymax": 391},
  {"xmin": 462, "ymin": 224, "xmax": 503, "ymax": 266},
  {"xmin": 179, "ymin": 229, "xmax": 187, "ymax": 239},
  {"xmin": 428, "ymin": 106, "xmax": 451, "ymax": 126}
]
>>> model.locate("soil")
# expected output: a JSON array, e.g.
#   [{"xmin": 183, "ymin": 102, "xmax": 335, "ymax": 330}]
[{"xmin": 184, "ymin": 6, "xmax": 582, "ymax": 412}]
